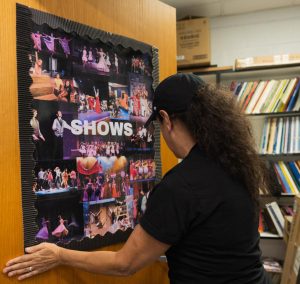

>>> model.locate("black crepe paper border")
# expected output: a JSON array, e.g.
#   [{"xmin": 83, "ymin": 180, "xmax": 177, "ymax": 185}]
[{"xmin": 16, "ymin": 3, "xmax": 161, "ymax": 251}]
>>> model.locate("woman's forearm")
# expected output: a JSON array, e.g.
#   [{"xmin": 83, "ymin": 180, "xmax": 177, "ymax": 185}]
[{"xmin": 59, "ymin": 248, "xmax": 130, "ymax": 276}]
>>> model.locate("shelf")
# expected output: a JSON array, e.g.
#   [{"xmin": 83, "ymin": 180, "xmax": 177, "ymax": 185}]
[
  {"xmin": 178, "ymin": 65, "xmax": 233, "ymax": 75},
  {"xmin": 178, "ymin": 62, "xmax": 300, "ymax": 76},
  {"xmin": 258, "ymin": 153, "xmax": 300, "ymax": 162},
  {"xmin": 259, "ymin": 195, "xmax": 296, "ymax": 206},
  {"xmin": 260, "ymin": 232, "xmax": 283, "ymax": 239},
  {"xmin": 246, "ymin": 111, "xmax": 300, "ymax": 118},
  {"xmin": 235, "ymin": 62, "xmax": 300, "ymax": 72}
]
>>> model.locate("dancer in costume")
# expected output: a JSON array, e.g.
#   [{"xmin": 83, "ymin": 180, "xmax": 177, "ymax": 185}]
[
  {"xmin": 47, "ymin": 169, "xmax": 54, "ymax": 188},
  {"xmin": 87, "ymin": 96, "xmax": 95, "ymax": 111},
  {"xmin": 33, "ymin": 51, "xmax": 43, "ymax": 76},
  {"xmin": 93, "ymin": 86, "xmax": 101, "ymax": 113},
  {"xmin": 88, "ymin": 47, "xmax": 93, "ymax": 63},
  {"xmin": 54, "ymin": 167, "xmax": 62, "ymax": 188},
  {"xmin": 96, "ymin": 48, "xmax": 107, "ymax": 71},
  {"xmin": 42, "ymin": 33, "xmax": 57, "ymax": 53},
  {"xmin": 35, "ymin": 218, "xmax": 49, "ymax": 240},
  {"xmin": 70, "ymin": 170, "xmax": 77, "ymax": 187},
  {"xmin": 143, "ymin": 160, "xmax": 149, "ymax": 179},
  {"xmin": 54, "ymin": 73, "xmax": 64, "ymax": 98},
  {"xmin": 52, "ymin": 216, "xmax": 69, "ymax": 239},
  {"xmin": 58, "ymin": 37, "xmax": 71, "ymax": 57},
  {"xmin": 114, "ymin": 53, "xmax": 119, "ymax": 74},
  {"xmin": 64, "ymin": 80, "xmax": 72, "ymax": 102},
  {"xmin": 62, "ymin": 169, "xmax": 69, "ymax": 188},
  {"xmin": 82, "ymin": 46, "xmax": 88, "ymax": 67},
  {"xmin": 79, "ymin": 93, "xmax": 87, "ymax": 112},
  {"xmin": 31, "ymin": 31, "xmax": 42, "ymax": 51}
]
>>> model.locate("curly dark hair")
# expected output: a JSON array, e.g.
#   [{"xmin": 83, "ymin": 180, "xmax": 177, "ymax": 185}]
[{"xmin": 167, "ymin": 83, "xmax": 268, "ymax": 207}]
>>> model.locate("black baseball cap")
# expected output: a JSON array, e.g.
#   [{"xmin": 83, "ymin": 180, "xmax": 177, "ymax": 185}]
[{"xmin": 144, "ymin": 73, "xmax": 206, "ymax": 128}]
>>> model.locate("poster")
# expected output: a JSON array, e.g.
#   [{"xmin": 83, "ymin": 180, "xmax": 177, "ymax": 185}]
[{"xmin": 16, "ymin": 4, "xmax": 161, "ymax": 250}]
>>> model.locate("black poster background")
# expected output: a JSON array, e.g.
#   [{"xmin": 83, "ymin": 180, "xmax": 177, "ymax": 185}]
[{"xmin": 16, "ymin": 4, "xmax": 161, "ymax": 251}]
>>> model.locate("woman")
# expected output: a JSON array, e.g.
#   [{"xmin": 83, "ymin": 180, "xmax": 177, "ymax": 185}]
[
  {"xmin": 64, "ymin": 80, "xmax": 72, "ymax": 102},
  {"xmin": 51, "ymin": 216, "xmax": 68, "ymax": 239},
  {"xmin": 61, "ymin": 169, "xmax": 69, "ymax": 188},
  {"xmin": 47, "ymin": 169, "xmax": 53, "ymax": 188},
  {"xmin": 3, "ymin": 73, "xmax": 270, "ymax": 283},
  {"xmin": 53, "ymin": 73, "xmax": 64, "ymax": 98},
  {"xmin": 93, "ymin": 87, "xmax": 101, "ymax": 113},
  {"xmin": 81, "ymin": 46, "xmax": 87, "ymax": 66}
]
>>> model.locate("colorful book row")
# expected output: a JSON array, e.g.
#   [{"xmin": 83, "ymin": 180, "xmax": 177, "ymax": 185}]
[
  {"xmin": 232, "ymin": 78, "xmax": 300, "ymax": 114},
  {"xmin": 272, "ymin": 161, "xmax": 300, "ymax": 195},
  {"xmin": 260, "ymin": 116, "xmax": 300, "ymax": 154}
]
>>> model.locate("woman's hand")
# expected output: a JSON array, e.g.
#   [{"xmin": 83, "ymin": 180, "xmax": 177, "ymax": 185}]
[{"xmin": 2, "ymin": 243, "xmax": 61, "ymax": 281}]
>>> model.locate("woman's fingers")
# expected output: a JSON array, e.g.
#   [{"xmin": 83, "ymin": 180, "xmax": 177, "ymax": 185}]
[
  {"xmin": 4, "ymin": 260, "xmax": 32, "ymax": 274},
  {"xmin": 5, "ymin": 254, "xmax": 33, "ymax": 267},
  {"xmin": 17, "ymin": 269, "xmax": 40, "ymax": 281},
  {"xmin": 7, "ymin": 266, "xmax": 33, "ymax": 277}
]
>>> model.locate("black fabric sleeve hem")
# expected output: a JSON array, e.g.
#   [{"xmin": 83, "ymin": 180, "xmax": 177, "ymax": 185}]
[{"xmin": 139, "ymin": 217, "xmax": 174, "ymax": 245}]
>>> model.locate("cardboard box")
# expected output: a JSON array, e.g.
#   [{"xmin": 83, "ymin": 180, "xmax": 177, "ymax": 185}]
[
  {"xmin": 235, "ymin": 54, "xmax": 300, "ymax": 70},
  {"xmin": 177, "ymin": 18, "xmax": 211, "ymax": 68}
]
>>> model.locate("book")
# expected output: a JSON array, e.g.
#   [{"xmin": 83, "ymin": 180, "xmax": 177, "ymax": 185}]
[
  {"xmin": 283, "ymin": 117, "xmax": 290, "ymax": 154},
  {"xmin": 260, "ymin": 118, "xmax": 271, "ymax": 154},
  {"xmin": 288, "ymin": 162, "xmax": 300, "ymax": 188},
  {"xmin": 278, "ymin": 161, "xmax": 298, "ymax": 194},
  {"xmin": 269, "ymin": 162, "xmax": 286, "ymax": 195},
  {"xmin": 290, "ymin": 116, "xmax": 296, "ymax": 153},
  {"xmin": 284, "ymin": 78, "xmax": 299, "ymax": 111},
  {"xmin": 239, "ymin": 82, "xmax": 254, "ymax": 108},
  {"xmin": 293, "ymin": 90, "xmax": 300, "ymax": 111},
  {"xmin": 274, "ymin": 118, "xmax": 283, "ymax": 154},
  {"xmin": 287, "ymin": 78, "xmax": 300, "ymax": 111},
  {"xmin": 296, "ymin": 116, "xmax": 300, "ymax": 153},
  {"xmin": 262, "ymin": 208, "xmax": 279, "ymax": 235},
  {"xmin": 260, "ymin": 80, "xmax": 280, "ymax": 113},
  {"xmin": 236, "ymin": 82, "xmax": 248, "ymax": 102},
  {"xmin": 276, "ymin": 78, "xmax": 298, "ymax": 112},
  {"xmin": 266, "ymin": 202, "xmax": 285, "ymax": 237},
  {"xmin": 263, "ymin": 258, "xmax": 283, "ymax": 273},
  {"xmin": 280, "ymin": 117, "xmax": 286, "ymax": 153},
  {"xmin": 242, "ymin": 81, "xmax": 259, "ymax": 112},
  {"xmin": 245, "ymin": 81, "xmax": 268, "ymax": 113},
  {"xmin": 269, "ymin": 79, "xmax": 289, "ymax": 113},
  {"xmin": 285, "ymin": 161, "xmax": 300, "ymax": 193},
  {"xmin": 267, "ymin": 118, "xmax": 277, "ymax": 154},
  {"xmin": 274, "ymin": 163, "xmax": 292, "ymax": 194},
  {"xmin": 253, "ymin": 80, "xmax": 275, "ymax": 113}
]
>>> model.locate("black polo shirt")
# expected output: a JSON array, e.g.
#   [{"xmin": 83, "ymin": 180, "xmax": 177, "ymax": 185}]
[{"xmin": 140, "ymin": 144, "xmax": 270, "ymax": 284}]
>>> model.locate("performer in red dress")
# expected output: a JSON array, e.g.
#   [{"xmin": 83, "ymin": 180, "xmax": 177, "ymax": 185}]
[
  {"xmin": 52, "ymin": 216, "xmax": 68, "ymax": 239},
  {"xmin": 93, "ymin": 87, "xmax": 101, "ymax": 113}
]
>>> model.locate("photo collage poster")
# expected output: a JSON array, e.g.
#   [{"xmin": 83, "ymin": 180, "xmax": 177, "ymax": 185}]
[{"xmin": 16, "ymin": 4, "xmax": 160, "ymax": 250}]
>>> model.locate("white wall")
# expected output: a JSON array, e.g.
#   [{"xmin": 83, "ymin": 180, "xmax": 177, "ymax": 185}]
[{"xmin": 210, "ymin": 6, "xmax": 300, "ymax": 67}]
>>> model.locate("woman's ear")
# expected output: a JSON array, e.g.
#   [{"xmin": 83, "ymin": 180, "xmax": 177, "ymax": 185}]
[{"xmin": 159, "ymin": 110, "xmax": 172, "ymax": 131}]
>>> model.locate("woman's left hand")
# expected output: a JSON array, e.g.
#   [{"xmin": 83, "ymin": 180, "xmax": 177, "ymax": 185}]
[{"xmin": 2, "ymin": 243, "xmax": 61, "ymax": 280}]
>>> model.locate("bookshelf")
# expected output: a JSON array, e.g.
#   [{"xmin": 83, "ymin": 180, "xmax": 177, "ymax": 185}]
[{"xmin": 188, "ymin": 63, "xmax": 300, "ymax": 262}]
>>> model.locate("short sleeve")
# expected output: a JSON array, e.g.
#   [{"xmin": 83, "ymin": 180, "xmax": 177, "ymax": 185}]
[{"xmin": 139, "ymin": 179, "xmax": 195, "ymax": 245}]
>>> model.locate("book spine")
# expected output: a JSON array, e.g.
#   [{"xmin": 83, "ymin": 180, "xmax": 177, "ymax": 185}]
[
  {"xmin": 287, "ymin": 78, "xmax": 300, "ymax": 111},
  {"xmin": 266, "ymin": 204, "xmax": 283, "ymax": 236},
  {"xmin": 288, "ymin": 162, "xmax": 300, "ymax": 188},
  {"xmin": 274, "ymin": 163, "xmax": 292, "ymax": 194}
]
